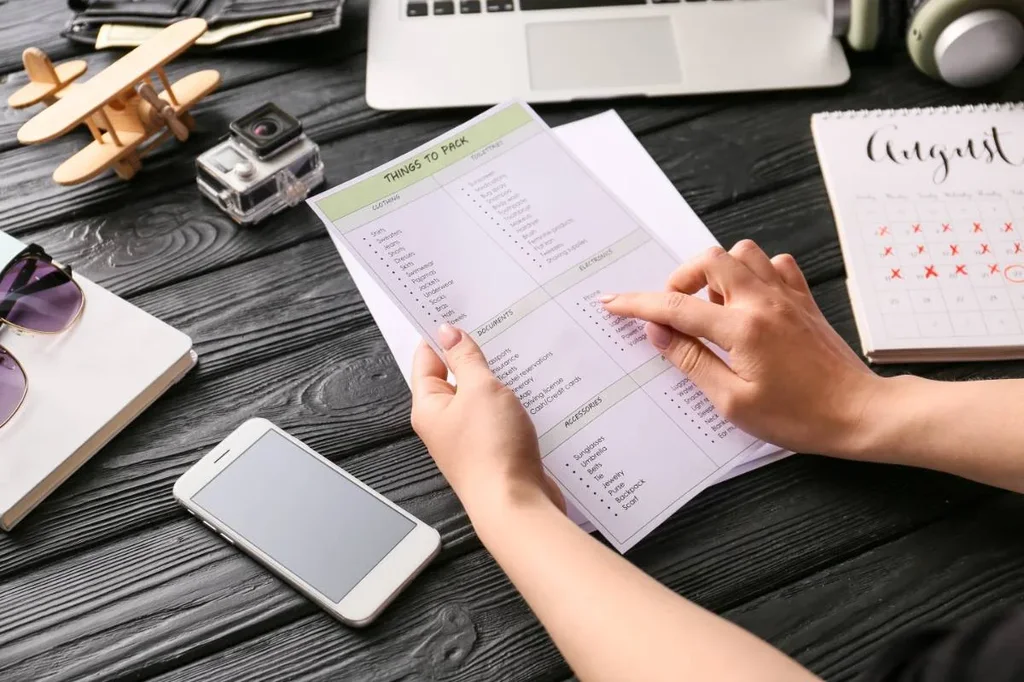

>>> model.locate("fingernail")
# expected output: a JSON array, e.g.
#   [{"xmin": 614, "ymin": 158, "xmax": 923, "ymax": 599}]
[
  {"xmin": 646, "ymin": 321, "xmax": 673, "ymax": 350},
  {"xmin": 438, "ymin": 324, "xmax": 461, "ymax": 350},
  {"xmin": 599, "ymin": 293, "xmax": 617, "ymax": 303}
]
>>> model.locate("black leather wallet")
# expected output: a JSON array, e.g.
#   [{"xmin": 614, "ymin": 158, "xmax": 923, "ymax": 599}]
[{"xmin": 62, "ymin": 0, "xmax": 342, "ymax": 49}]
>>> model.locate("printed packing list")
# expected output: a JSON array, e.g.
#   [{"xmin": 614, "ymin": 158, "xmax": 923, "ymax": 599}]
[{"xmin": 309, "ymin": 102, "xmax": 768, "ymax": 552}]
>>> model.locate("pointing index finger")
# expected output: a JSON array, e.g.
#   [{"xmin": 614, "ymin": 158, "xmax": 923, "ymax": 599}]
[{"xmin": 601, "ymin": 291, "xmax": 737, "ymax": 350}]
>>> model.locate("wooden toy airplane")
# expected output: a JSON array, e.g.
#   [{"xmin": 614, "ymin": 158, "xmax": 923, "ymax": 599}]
[{"xmin": 8, "ymin": 18, "xmax": 220, "ymax": 185}]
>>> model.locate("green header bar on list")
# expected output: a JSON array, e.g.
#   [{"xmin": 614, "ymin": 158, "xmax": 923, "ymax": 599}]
[{"xmin": 315, "ymin": 103, "xmax": 534, "ymax": 222}]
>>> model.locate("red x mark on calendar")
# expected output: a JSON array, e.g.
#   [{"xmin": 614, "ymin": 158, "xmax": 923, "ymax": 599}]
[
  {"xmin": 950, "ymin": 244, "xmax": 960, "ymax": 256},
  {"xmin": 916, "ymin": 244, "xmax": 926, "ymax": 254},
  {"xmin": 890, "ymin": 268, "xmax": 902, "ymax": 280},
  {"xmin": 942, "ymin": 223, "xmax": 952, "ymax": 232},
  {"xmin": 980, "ymin": 243, "xmax": 991, "ymax": 254},
  {"xmin": 973, "ymin": 222, "xmax": 984, "ymax": 233},
  {"xmin": 912, "ymin": 223, "xmax": 922, "ymax": 233},
  {"xmin": 877, "ymin": 226, "xmax": 891, "ymax": 237},
  {"xmin": 883, "ymin": 246, "xmax": 894, "ymax": 257},
  {"xmin": 1005, "ymin": 222, "xmax": 1014, "ymax": 233},
  {"xmin": 990, "ymin": 263, "xmax": 1001, "ymax": 275},
  {"xmin": 955, "ymin": 264, "xmax": 968, "ymax": 276},
  {"xmin": 1015, "ymin": 242, "xmax": 1023, "ymax": 254},
  {"xmin": 924, "ymin": 265, "xmax": 938, "ymax": 278}
]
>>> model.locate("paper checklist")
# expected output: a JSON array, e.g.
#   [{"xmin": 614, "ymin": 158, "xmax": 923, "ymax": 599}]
[{"xmin": 310, "ymin": 104, "xmax": 787, "ymax": 551}]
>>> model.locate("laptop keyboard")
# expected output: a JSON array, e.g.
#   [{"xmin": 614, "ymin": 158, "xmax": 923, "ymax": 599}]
[{"xmin": 406, "ymin": 0, "xmax": 705, "ymax": 17}]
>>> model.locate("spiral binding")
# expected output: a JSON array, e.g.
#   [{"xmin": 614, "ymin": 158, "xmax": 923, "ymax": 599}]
[{"xmin": 814, "ymin": 102, "xmax": 1024, "ymax": 119}]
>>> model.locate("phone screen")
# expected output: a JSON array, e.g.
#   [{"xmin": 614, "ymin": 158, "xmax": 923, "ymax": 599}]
[{"xmin": 191, "ymin": 430, "xmax": 416, "ymax": 602}]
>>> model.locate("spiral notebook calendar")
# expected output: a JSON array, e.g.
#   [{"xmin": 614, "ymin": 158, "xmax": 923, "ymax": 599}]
[{"xmin": 811, "ymin": 103, "xmax": 1024, "ymax": 363}]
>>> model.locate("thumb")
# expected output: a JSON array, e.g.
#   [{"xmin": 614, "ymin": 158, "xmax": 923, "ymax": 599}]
[
  {"xmin": 437, "ymin": 324, "xmax": 494, "ymax": 387},
  {"xmin": 645, "ymin": 322, "xmax": 742, "ymax": 397}
]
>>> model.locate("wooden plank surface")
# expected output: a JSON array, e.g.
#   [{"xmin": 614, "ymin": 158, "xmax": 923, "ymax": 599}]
[{"xmin": 1, "ymin": 1, "xmax": 1023, "ymax": 680}]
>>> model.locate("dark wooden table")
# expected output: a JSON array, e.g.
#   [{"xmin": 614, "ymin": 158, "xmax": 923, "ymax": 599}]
[{"xmin": 2, "ymin": 2, "xmax": 1023, "ymax": 680}]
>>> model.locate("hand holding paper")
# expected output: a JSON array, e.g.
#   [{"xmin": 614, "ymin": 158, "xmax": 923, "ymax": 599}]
[
  {"xmin": 311, "ymin": 105, "xmax": 788, "ymax": 551},
  {"xmin": 410, "ymin": 325, "xmax": 567, "ymax": 522}
]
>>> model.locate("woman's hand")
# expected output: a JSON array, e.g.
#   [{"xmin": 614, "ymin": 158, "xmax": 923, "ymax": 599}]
[
  {"xmin": 410, "ymin": 324, "xmax": 564, "ymax": 519},
  {"xmin": 602, "ymin": 240, "xmax": 886, "ymax": 458},
  {"xmin": 410, "ymin": 339, "xmax": 821, "ymax": 682}
]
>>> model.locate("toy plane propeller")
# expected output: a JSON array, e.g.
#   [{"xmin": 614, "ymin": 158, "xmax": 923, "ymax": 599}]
[{"xmin": 8, "ymin": 18, "xmax": 220, "ymax": 185}]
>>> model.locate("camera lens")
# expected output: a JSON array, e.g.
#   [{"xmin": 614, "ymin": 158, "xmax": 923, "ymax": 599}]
[
  {"xmin": 250, "ymin": 119, "xmax": 279, "ymax": 138},
  {"xmin": 230, "ymin": 104, "xmax": 303, "ymax": 158}
]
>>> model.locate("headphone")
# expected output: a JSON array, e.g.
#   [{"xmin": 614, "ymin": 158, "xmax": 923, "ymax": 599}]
[{"xmin": 833, "ymin": 0, "xmax": 1024, "ymax": 87}]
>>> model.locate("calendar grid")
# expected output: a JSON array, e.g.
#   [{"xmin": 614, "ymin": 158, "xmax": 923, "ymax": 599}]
[{"xmin": 857, "ymin": 193, "xmax": 1024, "ymax": 343}]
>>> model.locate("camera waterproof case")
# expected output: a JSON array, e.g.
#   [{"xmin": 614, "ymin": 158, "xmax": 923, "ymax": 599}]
[{"xmin": 196, "ymin": 103, "xmax": 324, "ymax": 225}]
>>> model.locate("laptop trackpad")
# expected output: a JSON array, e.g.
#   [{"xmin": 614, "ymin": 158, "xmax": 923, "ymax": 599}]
[{"xmin": 526, "ymin": 17, "xmax": 682, "ymax": 91}]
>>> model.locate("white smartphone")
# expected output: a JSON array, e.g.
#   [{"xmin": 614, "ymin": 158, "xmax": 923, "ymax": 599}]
[{"xmin": 173, "ymin": 418, "xmax": 441, "ymax": 627}]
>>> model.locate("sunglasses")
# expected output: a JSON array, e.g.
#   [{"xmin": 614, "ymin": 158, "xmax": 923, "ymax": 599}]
[{"xmin": 0, "ymin": 244, "xmax": 85, "ymax": 429}]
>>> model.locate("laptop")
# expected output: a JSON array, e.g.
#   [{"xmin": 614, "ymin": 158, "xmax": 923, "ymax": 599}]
[{"xmin": 365, "ymin": 0, "xmax": 851, "ymax": 110}]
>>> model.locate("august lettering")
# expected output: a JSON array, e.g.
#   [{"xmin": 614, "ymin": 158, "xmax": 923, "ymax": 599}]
[{"xmin": 865, "ymin": 125, "xmax": 1024, "ymax": 184}]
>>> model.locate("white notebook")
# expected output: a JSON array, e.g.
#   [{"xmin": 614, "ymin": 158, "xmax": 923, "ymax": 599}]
[
  {"xmin": 811, "ymin": 103, "xmax": 1024, "ymax": 363},
  {"xmin": 0, "ymin": 232, "xmax": 197, "ymax": 530}
]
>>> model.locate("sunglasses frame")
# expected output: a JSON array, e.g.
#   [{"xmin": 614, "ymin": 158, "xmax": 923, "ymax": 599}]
[
  {"xmin": 0, "ymin": 348, "xmax": 27, "ymax": 430},
  {"xmin": 0, "ymin": 244, "xmax": 85, "ymax": 429},
  {"xmin": 0, "ymin": 244, "xmax": 86, "ymax": 335}
]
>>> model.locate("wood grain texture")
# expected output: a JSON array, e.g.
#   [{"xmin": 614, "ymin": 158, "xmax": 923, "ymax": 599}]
[
  {"xmin": 0, "ymin": 243, "xmax": 998, "ymax": 582},
  {"xmin": 0, "ymin": 0, "xmax": 81, "ymax": 74},
  {"xmin": 0, "ymin": 265, "xmax": 1009, "ymax": 679},
  {"xmin": 1, "ymin": 254, "xmax": 1019, "ymax": 679},
  {"xmin": 0, "ymin": 457, "xmax": 999, "ymax": 682},
  {"xmin": 0, "ymin": 519, "xmax": 560, "ymax": 682},
  {"xmin": 646, "ymin": 59, "xmax": 1024, "ymax": 218},
  {"xmin": 728, "ymin": 494, "xmax": 1024, "ymax": 681},
  {"xmin": 3, "ymin": 1, "xmax": 1024, "ymax": 679},
  {"xmin": 146, "ymin": 487, "xmax": 1024, "ymax": 682},
  {"xmin": 0, "ymin": 327, "xmax": 414, "ymax": 580}
]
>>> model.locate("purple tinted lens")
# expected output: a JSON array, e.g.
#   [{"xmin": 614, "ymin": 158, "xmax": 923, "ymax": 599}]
[
  {"xmin": 0, "ymin": 348, "xmax": 26, "ymax": 426},
  {"xmin": 0, "ymin": 257, "xmax": 83, "ymax": 333}
]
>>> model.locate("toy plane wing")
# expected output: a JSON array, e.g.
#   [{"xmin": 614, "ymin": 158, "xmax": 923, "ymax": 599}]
[
  {"xmin": 9, "ymin": 18, "xmax": 220, "ymax": 186},
  {"xmin": 17, "ymin": 18, "xmax": 208, "ymax": 145}
]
